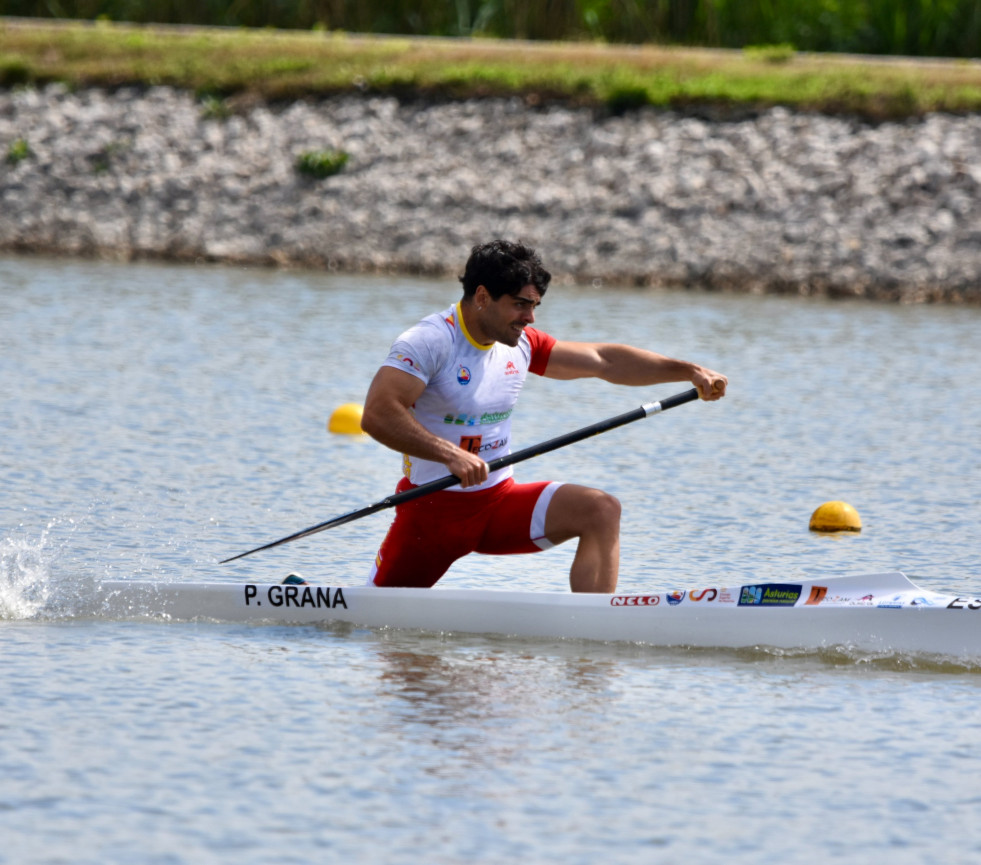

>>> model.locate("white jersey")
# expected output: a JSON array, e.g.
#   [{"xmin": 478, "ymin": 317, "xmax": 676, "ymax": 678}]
[{"xmin": 381, "ymin": 301, "xmax": 555, "ymax": 491}]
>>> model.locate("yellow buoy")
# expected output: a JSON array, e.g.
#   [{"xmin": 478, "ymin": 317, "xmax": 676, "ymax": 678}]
[
  {"xmin": 809, "ymin": 501, "xmax": 862, "ymax": 533},
  {"xmin": 327, "ymin": 403, "xmax": 364, "ymax": 435}
]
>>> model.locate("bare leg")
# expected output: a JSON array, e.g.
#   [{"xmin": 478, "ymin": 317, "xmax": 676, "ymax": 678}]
[{"xmin": 543, "ymin": 484, "xmax": 621, "ymax": 593}]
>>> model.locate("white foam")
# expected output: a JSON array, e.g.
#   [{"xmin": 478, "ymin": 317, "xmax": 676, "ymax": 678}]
[{"xmin": 0, "ymin": 527, "xmax": 55, "ymax": 619}]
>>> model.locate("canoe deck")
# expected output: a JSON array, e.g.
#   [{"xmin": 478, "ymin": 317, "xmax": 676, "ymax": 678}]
[{"xmin": 84, "ymin": 571, "xmax": 981, "ymax": 660}]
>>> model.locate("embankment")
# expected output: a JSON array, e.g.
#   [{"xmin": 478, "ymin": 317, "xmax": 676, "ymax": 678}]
[{"xmin": 2, "ymin": 85, "xmax": 979, "ymax": 301}]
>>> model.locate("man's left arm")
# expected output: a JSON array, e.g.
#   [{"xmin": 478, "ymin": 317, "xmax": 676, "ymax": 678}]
[{"xmin": 542, "ymin": 341, "xmax": 727, "ymax": 401}]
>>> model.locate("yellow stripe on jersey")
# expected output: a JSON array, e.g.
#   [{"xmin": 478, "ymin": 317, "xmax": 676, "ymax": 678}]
[{"xmin": 456, "ymin": 301, "xmax": 493, "ymax": 351}]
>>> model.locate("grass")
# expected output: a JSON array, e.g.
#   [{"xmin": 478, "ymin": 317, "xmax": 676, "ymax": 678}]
[
  {"xmin": 6, "ymin": 136, "xmax": 31, "ymax": 163},
  {"xmin": 295, "ymin": 148, "xmax": 349, "ymax": 178},
  {"xmin": 2, "ymin": 18, "xmax": 981, "ymax": 118}
]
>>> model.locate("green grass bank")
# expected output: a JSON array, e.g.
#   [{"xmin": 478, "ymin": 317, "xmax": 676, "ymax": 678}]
[
  {"xmin": 2, "ymin": 18, "xmax": 981, "ymax": 119},
  {"xmin": 3, "ymin": 0, "xmax": 980, "ymax": 57}
]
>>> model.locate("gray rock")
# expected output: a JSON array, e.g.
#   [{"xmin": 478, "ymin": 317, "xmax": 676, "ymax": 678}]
[{"xmin": 1, "ymin": 86, "xmax": 979, "ymax": 302}]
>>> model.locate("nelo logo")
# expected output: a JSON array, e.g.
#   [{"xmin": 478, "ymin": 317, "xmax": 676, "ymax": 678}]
[{"xmin": 610, "ymin": 595, "xmax": 660, "ymax": 607}]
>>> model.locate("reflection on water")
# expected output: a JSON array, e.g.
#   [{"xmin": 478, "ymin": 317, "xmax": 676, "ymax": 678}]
[
  {"xmin": 374, "ymin": 640, "xmax": 624, "ymax": 773},
  {"xmin": 378, "ymin": 646, "xmax": 619, "ymax": 718}
]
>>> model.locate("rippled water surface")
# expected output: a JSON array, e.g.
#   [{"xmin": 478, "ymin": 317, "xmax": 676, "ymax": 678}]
[{"xmin": 2, "ymin": 256, "xmax": 981, "ymax": 864}]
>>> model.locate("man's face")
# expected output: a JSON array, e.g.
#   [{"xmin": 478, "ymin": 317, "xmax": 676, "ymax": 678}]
[{"xmin": 480, "ymin": 284, "xmax": 542, "ymax": 347}]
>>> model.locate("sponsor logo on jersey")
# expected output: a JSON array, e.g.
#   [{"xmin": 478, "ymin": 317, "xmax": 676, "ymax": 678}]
[
  {"xmin": 457, "ymin": 366, "xmax": 472, "ymax": 385},
  {"xmin": 443, "ymin": 409, "xmax": 513, "ymax": 426},
  {"xmin": 460, "ymin": 434, "xmax": 482, "ymax": 454},
  {"xmin": 395, "ymin": 353, "xmax": 416, "ymax": 368},
  {"xmin": 459, "ymin": 435, "xmax": 508, "ymax": 454},
  {"xmin": 480, "ymin": 438, "xmax": 508, "ymax": 452},
  {"xmin": 444, "ymin": 413, "xmax": 478, "ymax": 425},
  {"xmin": 505, "ymin": 360, "xmax": 520, "ymax": 375}
]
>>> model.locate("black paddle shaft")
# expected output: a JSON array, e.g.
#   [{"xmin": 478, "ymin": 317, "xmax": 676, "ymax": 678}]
[{"xmin": 220, "ymin": 388, "xmax": 700, "ymax": 564}]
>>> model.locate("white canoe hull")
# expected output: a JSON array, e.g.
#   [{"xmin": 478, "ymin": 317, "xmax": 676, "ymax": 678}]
[{"xmin": 88, "ymin": 571, "xmax": 981, "ymax": 659}]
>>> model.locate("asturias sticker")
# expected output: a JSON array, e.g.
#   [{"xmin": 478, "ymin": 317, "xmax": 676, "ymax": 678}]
[{"xmin": 738, "ymin": 583, "xmax": 803, "ymax": 607}]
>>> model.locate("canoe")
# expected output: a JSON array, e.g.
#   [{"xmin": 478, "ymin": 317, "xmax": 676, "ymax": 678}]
[{"xmin": 87, "ymin": 571, "xmax": 981, "ymax": 659}]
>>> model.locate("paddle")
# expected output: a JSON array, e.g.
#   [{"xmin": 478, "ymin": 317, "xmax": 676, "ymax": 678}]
[{"xmin": 220, "ymin": 387, "xmax": 700, "ymax": 564}]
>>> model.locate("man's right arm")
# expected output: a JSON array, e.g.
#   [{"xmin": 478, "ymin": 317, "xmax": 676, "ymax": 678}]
[{"xmin": 361, "ymin": 366, "xmax": 489, "ymax": 488}]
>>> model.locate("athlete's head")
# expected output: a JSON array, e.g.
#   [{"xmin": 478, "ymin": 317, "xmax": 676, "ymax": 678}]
[{"xmin": 459, "ymin": 240, "xmax": 551, "ymax": 301}]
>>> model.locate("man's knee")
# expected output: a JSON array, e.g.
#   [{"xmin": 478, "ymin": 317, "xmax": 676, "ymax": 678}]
[
  {"xmin": 546, "ymin": 485, "xmax": 620, "ymax": 542},
  {"xmin": 585, "ymin": 489, "xmax": 621, "ymax": 532}
]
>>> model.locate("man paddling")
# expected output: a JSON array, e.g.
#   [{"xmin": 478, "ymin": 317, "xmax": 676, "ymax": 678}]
[{"xmin": 361, "ymin": 239, "xmax": 726, "ymax": 593}]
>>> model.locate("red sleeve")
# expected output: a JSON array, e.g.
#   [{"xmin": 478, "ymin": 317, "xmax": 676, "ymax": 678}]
[{"xmin": 525, "ymin": 327, "xmax": 556, "ymax": 376}]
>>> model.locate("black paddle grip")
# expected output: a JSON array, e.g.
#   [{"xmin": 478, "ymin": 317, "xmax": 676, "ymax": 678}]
[{"xmin": 657, "ymin": 388, "xmax": 700, "ymax": 411}]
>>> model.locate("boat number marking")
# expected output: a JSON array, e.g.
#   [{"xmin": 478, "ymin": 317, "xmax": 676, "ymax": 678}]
[
  {"xmin": 947, "ymin": 598, "xmax": 981, "ymax": 610},
  {"xmin": 244, "ymin": 584, "xmax": 348, "ymax": 609}
]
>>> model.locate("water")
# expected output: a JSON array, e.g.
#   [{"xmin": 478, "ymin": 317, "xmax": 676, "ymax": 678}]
[{"xmin": 2, "ymin": 255, "xmax": 981, "ymax": 864}]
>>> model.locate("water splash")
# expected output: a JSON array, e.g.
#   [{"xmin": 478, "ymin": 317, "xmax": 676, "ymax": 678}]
[
  {"xmin": 0, "ymin": 524, "xmax": 60, "ymax": 619},
  {"xmin": 0, "ymin": 519, "xmax": 97, "ymax": 620}
]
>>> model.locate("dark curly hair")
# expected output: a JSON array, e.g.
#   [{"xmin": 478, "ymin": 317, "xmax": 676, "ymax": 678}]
[{"xmin": 458, "ymin": 240, "xmax": 552, "ymax": 301}]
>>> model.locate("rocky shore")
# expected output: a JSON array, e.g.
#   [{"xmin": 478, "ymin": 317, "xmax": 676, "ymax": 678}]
[{"xmin": 2, "ymin": 85, "xmax": 979, "ymax": 302}]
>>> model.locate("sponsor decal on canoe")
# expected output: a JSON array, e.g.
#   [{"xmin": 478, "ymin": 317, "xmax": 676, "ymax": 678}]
[
  {"xmin": 820, "ymin": 593, "xmax": 876, "ymax": 606},
  {"xmin": 805, "ymin": 586, "xmax": 828, "ymax": 605},
  {"xmin": 875, "ymin": 593, "xmax": 944, "ymax": 609},
  {"xmin": 244, "ymin": 584, "xmax": 347, "ymax": 609},
  {"xmin": 738, "ymin": 583, "xmax": 802, "ymax": 607},
  {"xmin": 610, "ymin": 588, "xmax": 726, "ymax": 607},
  {"xmin": 610, "ymin": 594, "xmax": 660, "ymax": 607},
  {"xmin": 876, "ymin": 595, "xmax": 906, "ymax": 609},
  {"xmin": 876, "ymin": 594, "xmax": 972, "ymax": 610}
]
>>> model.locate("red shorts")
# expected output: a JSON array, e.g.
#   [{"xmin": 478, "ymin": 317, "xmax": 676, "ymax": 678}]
[{"xmin": 370, "ymin": 477, "xmax": 562, "ymax": 588}]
